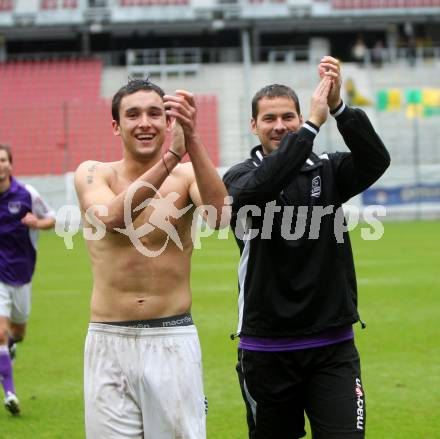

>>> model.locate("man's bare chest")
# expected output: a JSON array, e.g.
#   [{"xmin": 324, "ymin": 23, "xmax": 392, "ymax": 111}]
[{"xmin": 112, "ymin": 178, "xmax": 194, "ymax": 248}]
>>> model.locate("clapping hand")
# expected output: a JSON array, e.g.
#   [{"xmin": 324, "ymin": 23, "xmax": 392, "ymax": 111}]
[{"xmin": 318, "ymin": 56, "xmax": 342, "ymax": 111}]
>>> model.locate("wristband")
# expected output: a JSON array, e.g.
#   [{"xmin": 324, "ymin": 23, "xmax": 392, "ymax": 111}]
[
  {"xmin": 167, "ymin": 149, "xmax": 182, "ymax": 161},
  {"xmin": 162, "ymin": 156, "xmax": 170, "ymax": 175}
]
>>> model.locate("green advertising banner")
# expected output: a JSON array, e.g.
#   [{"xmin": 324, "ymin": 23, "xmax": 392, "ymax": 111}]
[{"xmin": 376, "ymin": 88, "xmax": 440, "ymax": 117}]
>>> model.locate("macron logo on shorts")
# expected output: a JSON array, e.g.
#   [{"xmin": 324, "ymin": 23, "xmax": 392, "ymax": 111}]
[{"xmin": 355, "ymin": 378, "xmax": 364, "ymax": 430}]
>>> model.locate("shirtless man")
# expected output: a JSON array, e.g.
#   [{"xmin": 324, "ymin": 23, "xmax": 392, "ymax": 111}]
[{"xmin": 74, "ymin": 79, "xmax": 229, "ymax": 439}]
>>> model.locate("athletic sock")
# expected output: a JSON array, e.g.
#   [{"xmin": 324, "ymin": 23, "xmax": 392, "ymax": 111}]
[{"xmin": 0, "ymin": 346, "xmax": 16, "ymax": 396}]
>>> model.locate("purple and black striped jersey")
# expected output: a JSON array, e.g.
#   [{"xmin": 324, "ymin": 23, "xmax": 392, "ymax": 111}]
[{"xmin": 0, "ymin": 177, "xmax": 55, "ymax": 286}]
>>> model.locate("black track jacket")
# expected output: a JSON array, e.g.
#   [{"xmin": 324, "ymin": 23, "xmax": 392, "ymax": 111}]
[{"xmin": 223, "ymin": 104, "xmax": 390, "ymax": 338}]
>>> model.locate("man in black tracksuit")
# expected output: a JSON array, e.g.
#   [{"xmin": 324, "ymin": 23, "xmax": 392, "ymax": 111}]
[{"xmin": 223, "ymin": 57, "xmax": 390, "ymax": 438}]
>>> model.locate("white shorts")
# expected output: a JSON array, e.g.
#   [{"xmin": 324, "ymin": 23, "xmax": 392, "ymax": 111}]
[
  {"xmin": 0, "ymin": 281, "xmax": 32, "ymax": 324},
  {"xmin": 84, "ymin": 322, "xmax": 206, "ymax": 439}
]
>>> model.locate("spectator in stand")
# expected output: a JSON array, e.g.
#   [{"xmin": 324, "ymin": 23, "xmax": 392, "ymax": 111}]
[
  {"xmin": 371, "ymin": 40, "xmax": 384, "ymax": 68},
  {"xmin": 351, "ymin": 36, "xmax": 367, "ymax": 66}
]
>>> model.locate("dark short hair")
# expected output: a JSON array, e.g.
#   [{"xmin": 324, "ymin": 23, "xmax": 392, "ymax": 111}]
[
  {"xmin": 0, "ymin": 144, "xmax": 12, "ymax": 164},
  {"xmin": 251, "ymin": 84, "xmax": 301, "ymax": 119},
  {"xmin": 111, "ymin": 79, "xmax": 166, "ymax": 123}
]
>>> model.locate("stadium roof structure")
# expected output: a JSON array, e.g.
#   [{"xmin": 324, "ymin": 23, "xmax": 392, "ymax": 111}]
[
  {"xmin": 0, "ymin": 0, "xmax": 438, "ymax": 65},
  {"xmin": 0, "ymin": 0, "xmax": 439, "ymax": 37}
]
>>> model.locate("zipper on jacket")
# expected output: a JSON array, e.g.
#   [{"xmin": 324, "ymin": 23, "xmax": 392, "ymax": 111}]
[
  {"xmin": 359, "ymin": 318, "xmax": 367, "ymax": 329},
  {"xmin": 230, "ymin": 332, "xmax": 240, "ymax": 340}
]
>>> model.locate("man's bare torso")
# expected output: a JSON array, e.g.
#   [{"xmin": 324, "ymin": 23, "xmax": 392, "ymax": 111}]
[{"xmin": 83, "ymin": 161, "xmax": 196, "ymax": 322}]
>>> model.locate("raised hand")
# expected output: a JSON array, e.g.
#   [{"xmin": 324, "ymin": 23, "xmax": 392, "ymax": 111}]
[
  {"xmin": 169, "ymin": 119, "xmax": 186, "ymax": 159},
  {"xmin": 318, "ymin": 56, "xmax": 342, "ymax": 111},
  {"xmin": 163, "ymin": 90, "xmax": 198, "ymax": 142},
  {"xmin": 308, "ymin": 77, "xmax": 332, "ymax": 128}
]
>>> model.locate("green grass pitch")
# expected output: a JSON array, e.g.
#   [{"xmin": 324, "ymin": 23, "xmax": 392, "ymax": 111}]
[{"xmin": 1, "ymin": 221, "xmax": 439, "ymax": 438}]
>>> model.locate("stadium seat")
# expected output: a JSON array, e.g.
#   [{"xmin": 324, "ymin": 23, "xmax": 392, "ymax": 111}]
[
  {"xmin": 41, "ymin": 0, "xmax": 58, "ymax": 9},
  {"xmin": 119, "ymin": 0, "xmax": 188, "ymax": 6},
  {"xmin": 331, "ymin": 0, "xmax": 438, "ymax": 7},
  {"xmin": 248, "ymin": 0, "xmax": 287, "ymax": 3},
  {"xmin": 0, "ymin": 59, "xmax": 103, "ymax": 175},
  {"xmin": 62, "ymin": 0, "xmax": 78, "ymax": 7},
  {"xmin": 0, "ymin": 0, "xmax": 13, "ymax": 11},
  {"xmin": 0, "ymin": 59, "xmax": 219, "ymax": 175}
]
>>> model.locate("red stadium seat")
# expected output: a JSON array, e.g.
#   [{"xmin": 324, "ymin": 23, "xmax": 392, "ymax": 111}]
[
  {"xmin": 62, "ymin": 0, "xmax": 78, "ymax": 8},
  {"xmin": 41, "ymin": 0, "xmax": 58, "ymax": 9},
  {"xmin": 0, "ymin": 59, "xmax": 102, "ymax": 175},
  {"xmin": 0, "ymin": 0, "xmax": 13, "ymax": 11},
  {"xmin": 0, "ymin": 60, "xmax": 219, "ymax": 175},
  {"xmin": 332, "ymin": 0, "xmax": 438, "ymax": 7},
  {"xmin": 119, "ymin": 0, "xmax": 188, "ymax": 6}
]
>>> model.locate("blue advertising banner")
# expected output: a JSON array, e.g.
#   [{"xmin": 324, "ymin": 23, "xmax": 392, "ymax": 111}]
[{"xmin": 362, "ymin": 184, "xmax": 440, "ymax": 206}]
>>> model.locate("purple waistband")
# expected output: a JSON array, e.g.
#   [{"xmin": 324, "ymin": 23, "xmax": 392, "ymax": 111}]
[{"xmin": 239, "ymin": 325, "xmax": 354, "ymax": 352}]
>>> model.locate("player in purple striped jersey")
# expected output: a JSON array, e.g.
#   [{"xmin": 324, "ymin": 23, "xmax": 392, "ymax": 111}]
[{"xmin": 0, "ymin": 144, "xmax": 56, "ymax": 415}]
